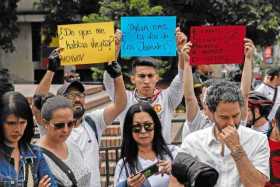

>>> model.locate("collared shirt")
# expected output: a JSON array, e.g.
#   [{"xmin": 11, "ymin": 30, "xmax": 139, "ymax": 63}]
[
  {"xmin": 0, "ymin": 143, "xmax": 57, "ymax": 187},
  {"xmin": 103, "ymin": 69, "xmax": 184, "ymax": 144},
  {"xmin": 180, "ymin": 125, "xmax": 270, "ymax": 187}
]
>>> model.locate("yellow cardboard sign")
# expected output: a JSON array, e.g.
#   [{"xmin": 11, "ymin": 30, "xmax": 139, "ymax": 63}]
[{"xmin": 58, "ymin": 22, "xmax": 115, "ymax": 65}]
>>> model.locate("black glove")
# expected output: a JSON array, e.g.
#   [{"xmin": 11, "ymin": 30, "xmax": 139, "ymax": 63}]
[
  {"xmin": 105, "ymin": 61, "xmax": 122, "ymax": 78},
  {"xmin": 47, "ymin": 49, "xmax": 60, "ymax": 72}
]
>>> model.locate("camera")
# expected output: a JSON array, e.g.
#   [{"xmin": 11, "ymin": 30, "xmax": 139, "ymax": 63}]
[{"xmin": 171, "ymin": 152, "xmax": 219, "ymax": 187}]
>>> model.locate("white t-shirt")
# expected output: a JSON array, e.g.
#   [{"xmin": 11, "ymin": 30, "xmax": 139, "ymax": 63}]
[
  {"xmin": 180, "ymin": 125, "xmax": 270, "ymax": 187},
  {"xmin": 103, "ymin": 70, "xmax": 184, "ymax": 144},
  {"xmin": 43, "ymin": 141, "xmax": 91, "ymax": 187},
  {"xmin": 68, "ymin": 109, "xmax": 106, "ymax": 187},
  {"xmin": 114, "ymin": 145, "xmax": 179, "ymax": 187}
]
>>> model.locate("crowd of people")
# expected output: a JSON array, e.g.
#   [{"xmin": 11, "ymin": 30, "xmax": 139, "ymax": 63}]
[{"xmin": 0, "ymin": 26, "xmax": 279, "ymax": 187}]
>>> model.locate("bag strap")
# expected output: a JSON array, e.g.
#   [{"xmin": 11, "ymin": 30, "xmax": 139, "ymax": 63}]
[
  {"xmin": 39, "ymin": 147, "xmax": 78, "ymax": 187},
  {"xmin": 85, "ymin": 115, "xmax": 99, "ymax": 143}
]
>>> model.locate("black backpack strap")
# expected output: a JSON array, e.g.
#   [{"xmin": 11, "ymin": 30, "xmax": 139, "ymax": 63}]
[
  {"xmin": 84, "ymin": 115, "xmax": 99, "ymax": 143},
  {"xmin": 39, "ymin": 147, "xmax": 78, "ymax": 187}
]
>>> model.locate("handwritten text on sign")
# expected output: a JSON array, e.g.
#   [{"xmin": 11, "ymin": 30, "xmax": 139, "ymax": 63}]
[
  {"xmin": 121, "ymin": 16, "xmax": 176, "ymax": 57},
  {"xmin": 58, "ymin": 22, "xmax": 115, "ymax": 65},
  {"xmin": 190, "ymin": 25, "xmax": 246, "ymax": 65}
]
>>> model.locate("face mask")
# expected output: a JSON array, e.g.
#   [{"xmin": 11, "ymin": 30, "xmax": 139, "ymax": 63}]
[{"xmin": 73, "ymin": 105, "xmax": 85, "ymax": 119}]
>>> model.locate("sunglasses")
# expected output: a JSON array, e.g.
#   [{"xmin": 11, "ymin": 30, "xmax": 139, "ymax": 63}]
[
  {"xmin": 132, "ymin": 122, "xmax": 154, "ymax": 133},
  {"xmin": 50, "ymin": 120, "xmax": 76, "ymax": 129}
]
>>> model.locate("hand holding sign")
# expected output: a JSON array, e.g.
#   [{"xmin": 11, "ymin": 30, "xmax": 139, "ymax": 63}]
[
  {"xmin": 176, "ymin": 28, "xmax": 188, "ymax": 54},
  {"xmin": 244, "ymin": 38, "xmax": 255, "ymax": 59},
  {"xmin": 190, "ymin": 25, "xmax": 246, "ymax": 65},
  {"xmin": 58, "ymin": 22, "xmax": 115, "ymax": 65}
]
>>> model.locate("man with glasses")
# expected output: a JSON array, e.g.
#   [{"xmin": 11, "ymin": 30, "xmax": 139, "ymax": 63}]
[
  {"xmin": 34, "ymin": 47, "xmax": 127, "ymax": 187},
  {"xmin": 103, "ymin": 28, "xmax": 188, "ymax": 144}
]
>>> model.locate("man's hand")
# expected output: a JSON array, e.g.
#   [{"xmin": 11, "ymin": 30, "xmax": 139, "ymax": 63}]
[
  {"xmin": 176, "ymin": 27, "xmax": 187, "ymax": 54},
  {"xmin": 47, "ymin": 48, "xmax": 63, "ymax": 72},
  {"xmin": 181, "ymin": 42, "xmax": 192, "ymax": 62},
  {"xmin": 105, "ymin": 61, "xmax": 122, "ymax": 78},
  {"xmin": 115, "ymin": 29, "xmax": 122, "ymax": 60},
  {"xmin": 217, "ymin": 126, "xmax": 241, "ymax": 152},
  {"xmin": 127, "ymin": 173, "xmax": 145, "ymax": 187},
  {"xmin": 244, "ymin": 38, "xmax": 255, "ymax": 59}
]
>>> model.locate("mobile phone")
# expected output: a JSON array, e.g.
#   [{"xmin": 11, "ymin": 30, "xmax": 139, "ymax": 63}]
[{"xmin": 140, "ymin": 163, "xmax": 159, "ymax": 178}]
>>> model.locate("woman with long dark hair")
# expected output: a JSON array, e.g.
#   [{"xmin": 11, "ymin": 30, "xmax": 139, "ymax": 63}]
[
  {"xmin": 114, "ymin": 102, "xmax": 178, "ymax": 187},
  {"xmin": 0, "ymin": 91, "xmax": 57, "ymax": 187}
]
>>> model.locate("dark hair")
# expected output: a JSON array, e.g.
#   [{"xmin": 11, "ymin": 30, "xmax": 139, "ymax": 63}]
[
  {"xmin": 206, "ymin": 80, "xmax": 244, "ymax": 112},
  {"xmin": 266, "ymin": 67, "xmax": 280, "ymax": 81},
  {"xmin": 0, "ymin": 91, "xmax": 34, "ymax": 145},
  {"xmin": 0, "ymin": 68, "xmax": 14, "ymax": 98},
  {"xmin": 132, "ymin": 59, "xmax": 157, "ymax": 74},
  {"xmin": 33, "ymin": 92, "xmax": 55, "ymax": 111},
  {"xmin": 121, "ymin": 102, "xmax": 173, "ymax": 173}
]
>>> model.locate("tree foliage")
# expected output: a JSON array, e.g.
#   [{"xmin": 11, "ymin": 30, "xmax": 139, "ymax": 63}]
[
  {"xmin": 0, "ymin": 0, "xmax": 20, "ymax": 52},
  {"xmin": 154, "ymin": 0, "xmax": 280, "ymax": 46},
  {"xmin": 35, "ymin": 0, "xmax": 100, "ymax": 44},
  {"xmin": 83, "ymin": 0, "xmax": 163, "ymax": 24}
]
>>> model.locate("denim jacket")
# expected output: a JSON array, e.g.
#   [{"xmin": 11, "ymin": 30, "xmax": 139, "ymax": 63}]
[{"xmin": 0, "ymin": 143, "xmax": 57, "ymax": 187}]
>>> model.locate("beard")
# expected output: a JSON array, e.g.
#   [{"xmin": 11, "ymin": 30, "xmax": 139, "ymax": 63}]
[{"xmin": 73, "ymin": 104, "xmax": 85, "ymax": 120}]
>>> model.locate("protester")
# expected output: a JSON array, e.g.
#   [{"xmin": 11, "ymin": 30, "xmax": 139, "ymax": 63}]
[
  {"xmin": 0, "ymin": 91, "xmax": 57, "ymax": 187},
  {"xmin": 255, "ymin": 67, "xmax": 280, "ymax": 121},
  {"xmin": 34, "ymin": 36, "xmax": 127, "ymax": 186},
  {"xmin": 37, "ymin": 96, "xmax": 91, "ymax": 186},
  {"xmin": 180, "ymin": 81, "xmax": 270, "ymax": 186},
  {"xmin": 266, "ymin": 106, "xmax": 280, "ymax": 187},
  {"xmin": 182, "ymin": 38, "xmax": 255, "ymax": 139},
  {"xmin": 103, "ymin": 28, "xmax": 188, "ymax": 144},
  {"xmin": 114, "ymin": 102, "xmax": 178, "ymax": 187},
  {"xmin": 246, "ymin": 91, "xmax": 273, "ymax": 134}
]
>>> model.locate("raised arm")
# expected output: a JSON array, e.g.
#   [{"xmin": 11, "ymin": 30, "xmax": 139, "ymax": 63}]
[
  {"xmin": 34, "ymin": 49, "xmax": 61, "ymax": 95},
  {"xmin": 103, "ymin": 73, "xmax": 127, "ymax": 126},
  {"xmin": 103, "ymin": 29, "xmax": 122, "ymax": 101},
  {"xmin": 182, "ymin": 42, "xmax": 200, "ymax": 122},
  {"xmin": 240, "ymin": 38, "xmax": 255, "ymax": 120},
  {"xmin": 164, "ymin": 28, "xmax": 186, "ymax": 109}
]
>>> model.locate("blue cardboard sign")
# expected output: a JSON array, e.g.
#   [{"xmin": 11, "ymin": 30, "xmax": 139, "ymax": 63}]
[{"xmin": 121, "ymin": 16, "xmax": 176, "ymax": 57}]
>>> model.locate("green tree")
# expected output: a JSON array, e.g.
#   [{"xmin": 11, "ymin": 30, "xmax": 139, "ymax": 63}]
[
  {"xmin": 154, "ymin": 0, "xmax": 280, "ymax": 46},
  {"xmin": 0, "ymin": 0, "xmax": 20, "ymax": 52},
  {"xmin": 35, "ymin": 0, "xmax": 100, "ymax": 44}
]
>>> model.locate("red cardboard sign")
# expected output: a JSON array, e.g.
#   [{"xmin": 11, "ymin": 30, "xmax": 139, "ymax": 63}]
[{"xmin": 190, "ymin": 25, "xmax": 246, "ymax": 65}]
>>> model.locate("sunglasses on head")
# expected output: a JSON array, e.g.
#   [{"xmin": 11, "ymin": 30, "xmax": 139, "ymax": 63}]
[
  {"xmin": 50, "ymin": 120, "xmax": 76, "ymax": 129},
  {"xmin": 132, "ymin": 122, "xmax": 154, "ymax": 133}
]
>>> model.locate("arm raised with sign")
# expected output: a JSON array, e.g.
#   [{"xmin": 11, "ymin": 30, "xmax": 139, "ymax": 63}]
[
  {"xmin": 240, "ymin": 38, "xmax": 255, "ymax": 121},
  {"xmin": 163, "ymin": 28, "xmax": 186, "ymax": 110},
  {"xmin": 103, "ymin": 30, "xmax": 124, "ymax": 101}
]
